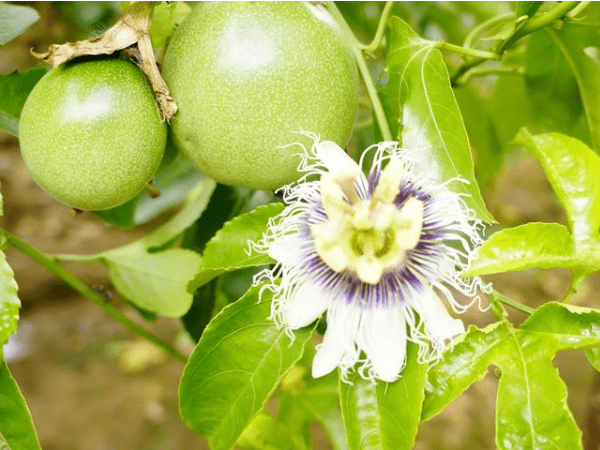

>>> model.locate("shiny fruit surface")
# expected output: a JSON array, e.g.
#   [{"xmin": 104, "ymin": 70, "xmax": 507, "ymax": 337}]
[
  {"xmin": 162, "ymin": 2, "xmax": 358, "ymax": 190},
  {"xmin": 19, "ymin": 58, "xmax": 167, "ymax": 211}
]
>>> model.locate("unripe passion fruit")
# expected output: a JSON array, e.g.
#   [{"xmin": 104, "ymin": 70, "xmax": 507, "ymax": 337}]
[
  {"xmin": 19, "ymin": 59, "xmax": 167, "ymax": 211},
  {"xmin": 162, "ymin": 2, "xmax": 359, "ymax": 190}
]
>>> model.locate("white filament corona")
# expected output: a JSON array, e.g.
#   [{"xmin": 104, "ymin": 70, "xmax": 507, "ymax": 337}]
[{"xmin": 251, "ymin": 135, "xmax": 490, "ymax": 383}]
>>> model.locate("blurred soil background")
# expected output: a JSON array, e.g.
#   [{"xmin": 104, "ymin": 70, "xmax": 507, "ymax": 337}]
[{"xmin": 1, "ymin": 3, "xmax": 599, "ymax": 450}]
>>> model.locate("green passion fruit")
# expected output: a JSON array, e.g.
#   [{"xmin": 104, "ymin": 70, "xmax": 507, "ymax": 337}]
[
  {"xmin": 162, "ymin": 2, "xmax": 359, "ymax": 190},
  {"xmin": 19, "ymin": 58, "xmax": 167, "ymax": 211}
]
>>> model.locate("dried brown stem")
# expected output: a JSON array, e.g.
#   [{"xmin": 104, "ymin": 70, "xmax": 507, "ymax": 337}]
[
  {"xmin": 31, "ymin": 1, "xmax": 177, "ymax": 119},
  {"xmin": 145, "ymin": 182, "xmax": 161, "ymax": 198}
]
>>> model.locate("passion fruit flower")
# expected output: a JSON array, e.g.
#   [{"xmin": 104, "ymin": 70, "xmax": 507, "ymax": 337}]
[{"xmin": 251, "ymin": 137, "xmax": 490, "ymax": 383}]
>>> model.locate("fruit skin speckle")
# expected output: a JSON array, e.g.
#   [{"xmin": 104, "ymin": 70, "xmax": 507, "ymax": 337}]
[
  {"xmin": 19, "ymin": 58, "xmax": 167, "ymax": 211},
  {"xmin": 162, "ymin": 2, "xmax": 359, "ymax": 191}
]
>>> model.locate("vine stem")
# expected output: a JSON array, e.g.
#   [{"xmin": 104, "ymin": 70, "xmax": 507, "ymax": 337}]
[
  {"xmin": 459, "ymin": 66, "xmax": 524, "ymax": 84},
  {"xmin": 359, "ymin": 1, "xmax": 394, "ymax": 53},
  {"xmin": 4, "ymin": 231, "xmax": 188, "ymax": 362},
  {"xmin": 327, "ymin": 1, "xmax": 393, "ymax": 142},
  {"xmin": 434, "ymin": 41, "xmax": 500, "ymax": 60},
  {"xmin": 490, "ymin": 290, "xmax": 535, "ymax": 315},
  {"xmin": 451, "ymin": 1, "xmax": 581, "ymax": 85}
]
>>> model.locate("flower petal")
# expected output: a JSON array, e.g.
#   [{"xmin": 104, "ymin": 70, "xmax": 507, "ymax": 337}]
[
  {"xmin": 356, "ymin": 305, "xmax": 407, "ymax": 382},
  {"xmin": 315, "ymin": 140, "xmax": 358, "ymax": 175},
  {"xmin": 284, "ymin": 282, "xmax": 328, "ymax": 329},
  {"xmin": 408, "ymin": 288, "xmax": 465, "ymax": 343},
  {"xmin": 312, "ymin": 302, "xmax": 360, "ymax": 378},
  {"xmin": 267, "ymin": 234, "xmax": 306, "ymax": 267}
]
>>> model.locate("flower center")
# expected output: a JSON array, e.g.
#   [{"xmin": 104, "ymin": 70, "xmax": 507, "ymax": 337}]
[{"xmin": 311, "ymin": 157, "xmax": 424, "ymax": 285}]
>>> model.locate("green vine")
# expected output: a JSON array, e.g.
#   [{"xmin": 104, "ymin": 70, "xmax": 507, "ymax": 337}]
[
  {"xmin": 327, "ymin": 1, "xmax": 393, "ymax": 142},
  {"xmin": 3, "ymin": 230, "xmax": 187, "ymax": 362}
]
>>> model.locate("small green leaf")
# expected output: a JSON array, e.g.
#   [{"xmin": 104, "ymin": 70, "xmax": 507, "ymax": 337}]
[
  {"xmin": 179, "ymin": 284, "xmax": 313, "ymax": 450},
  {"xmin": 466, "ymin": 222, "xmax": 575, "ymax": 276},
  {"xmin": 0, "ymin": 3, "xmax": 39, "ymax": 46},
  {"xmin": 189, "ymin": 202, "xmax": 284, "ymax": 291},
  {"xmin": 282, "ymin": 372, "xmax": 348, "ymax": 450},
  {"xmin": 149, "ymin": 1, "xmax": 191, "ymax": 49},
  {"xmin": 340, "ymin": 343, "xmax": 426, "ymax": 450},
  {"xmin": 546, "ymin": 25, "xmax": 600, "ymax": 151},
  {"xmin": 0, "ymin": 68, "xmax": 47, "ymax": 136},
  {"xmin": 585, "ymin": 346, "xmax": 600, "ymax": 372},
  {"xmin": 102, "ymin": 248, "xmax": 201, "ymax": 317},
  {"xmin": 0, "ymin": 361, "xmax": 42, "ymax": 450},
  {"xmin": 515, "ymin": 130, "xmax": 600, "ymax": 250},
  {"xmin": 237, "ymin": 411, "xmax": 306, "ymax": 450},
  {"xmin": 0, "ymin": 249, "xmax": 19, "ymax": 345},
  {"xmin": 382, "ymin": 17, "xmax": 493, "ymax": 222}
]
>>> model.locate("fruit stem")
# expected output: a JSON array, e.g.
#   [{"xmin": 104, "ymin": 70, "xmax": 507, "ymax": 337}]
[
  {"xmin": 326, "ymin": 2, "xmax": 393, "ymax": 142},
  {"xmin": 4, "ymin": 230, "xmax": 188, "ymax": 363}
]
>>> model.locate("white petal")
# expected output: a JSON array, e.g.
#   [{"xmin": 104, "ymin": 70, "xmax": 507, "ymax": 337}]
[
  {"xmin": 408, "ymin": 289, "xmax": 465, "ymax": 343},
  {"xmin": 356, "ymin": 306, "xmax": 407, "ymax": 382},
  {"xmin": 315, "ymin": 140, "xmax": 358, "ymax": 175},
  {"xmin": 284, "ymin": 282, "xmax": 328, "ymax": 329},
  {"xmin": 312, "ymin": 302, "xmax": 360, "ymax": 378},
  {"xmin": 267, "ymin": 235, "xmax": 306, "ymax": 267}
]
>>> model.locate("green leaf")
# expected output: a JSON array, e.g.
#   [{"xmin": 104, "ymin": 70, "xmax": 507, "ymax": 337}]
[
  {"xmin": 465, "ymin": 222, "xmax": 575, "ymax": 276},
  {"xmin": 454, "ymin": 86, "xmax": 503, "ymax": 188},
  {"xmin": 585, "ymin": 346, "xmax": 600, "ymax": 372},
  {"xmin": 179, "ymin": 284, "xmax": 313, "ymax": 450},
  {"xmin": 525, "ymin": 32, "xmax": 589, "ymax": 145},
  {"xmin": 102, "ymin": 248, "xmax": 201, "ymax": 317},
  {"xmin": 0, "ymin": 68, "xmax": 47, "ymax": 137},
  {"xmin": 0, "ymin": 432, "xmax": 10, "ymax": 450},
  {"xmin": 514, "ymin": 1, "xmax": 543, "ymax": 17},
  {"xmin": 470, "ymin": 131, "xmax": 600, "ymax": 277},
  {"xmin": 189, "ymin": 202, "xmax": 284, "ymax": 291},
  {"xmin": 139, "ymin": 177, "xmax": 216, "ymax": 250},
  {"xmin": 546, "ymin": 25, "xmax": 600, "ymax": 151},
  {"xmin": 237, "ymin": 411, "xmax": 306, "ymax": 450},
  {"xmin": 340, "ymin": 342, "xmax": 426, "ymax": 450},
  {"xmin": 281, "ymin": 371, "xmax": 348, "ymax": 450},
  {"xmin": 514, "ymin": 130, "xmax": 600, "ymax": 253},
  {"xmin": 382, "ymin": 17, "xmax": 493, "ymax": 222},
  {"xmin": 422, "ymin": 322, "xmax": 508, "ymax": 421},
  {"xmin": 0, "ymin": 3, "xmax": 39, "ymax": 46},
  {"xmin": 181, "ymin": 184, "xmax": 252, "ymax": 341},
  {"xmin": 0, "ymin": 361, "xmax": 42, "ymax": 450},
  {"xmin": 149, "ymin": 1, "xmax": 191, "ymax": 49},
  {"xmin": 64, "ymin": 178, "xmax": 214, "ymax": 317},
  {"xmin": 0, "ymin": 249, "xmax": 19, "ymax": 346},
  {"xmin": 424, "ymin": 303, "xmax": 600, "ymax": 449}
]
